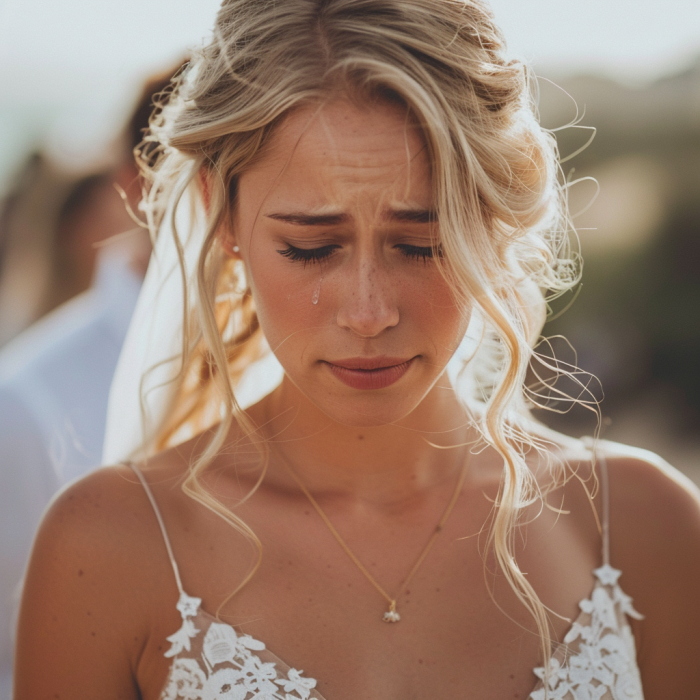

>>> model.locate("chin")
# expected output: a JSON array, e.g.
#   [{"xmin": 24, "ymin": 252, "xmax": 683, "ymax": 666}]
[
  {"xmin": 275, "ymin": 364, "xmax": 442, "ymax": 428},
  {"xmin": 309, "ymin": 390, "xmax": 426, "ymax": 428}
]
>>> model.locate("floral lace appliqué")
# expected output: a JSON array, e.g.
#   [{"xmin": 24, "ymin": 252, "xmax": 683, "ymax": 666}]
[
  {"xmin": 165, "ymin": 593, "xmax": 203, "ymax": 658},
  {"xmin": 529, "ymin": 564, "xmax": 644, "ymax": 700},
  {"xmin": 162, "ymin": 594, "xmax": 318, "ymax": 700}
]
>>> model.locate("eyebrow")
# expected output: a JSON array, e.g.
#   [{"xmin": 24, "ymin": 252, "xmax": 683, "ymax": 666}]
[
  {"xmin": 266, "ymin": 212, "xmax": 349, "ymax": 226},
  {"xmin": 390, "ymin": 208, "xmax": 437, "ymax": 223},
  {"xmin": 265, "ymin": 208, "xmax": 437, "ymax": 226}
]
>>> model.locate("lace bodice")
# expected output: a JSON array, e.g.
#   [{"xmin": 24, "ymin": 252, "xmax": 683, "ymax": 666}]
[
  {"xmin": 161, "ymin": 594, "xmax": 322, "ymax": 700},
  {"xmin": 128, "ymin": 447, "xmax": 645, "ymax": 700},
  {"xmin": 529, "ymin": 564, "xmax": 643, "ymax": 700}
]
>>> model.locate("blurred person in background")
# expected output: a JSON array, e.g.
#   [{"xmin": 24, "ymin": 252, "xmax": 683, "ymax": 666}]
[
  {"xmin": 40, "ymin": 171, "xmax": 140, "ymax": 316},
  {"xmin": 0, "ymin": 65, "xmax": 178, "ymax": 697},
  {"xmin": 0, "ymin": 155, "xmax": 76, "ymax": 345}
]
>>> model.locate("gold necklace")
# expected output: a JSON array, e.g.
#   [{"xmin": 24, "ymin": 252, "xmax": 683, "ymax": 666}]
[{"xmin": 277, "ymin": 451, "xmax": 468, "ymax": 623}]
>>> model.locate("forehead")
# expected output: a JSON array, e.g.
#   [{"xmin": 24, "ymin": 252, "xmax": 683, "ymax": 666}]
[{"xmin": 238, "ymin": 98, "xmax": 433, "ymax": 213}]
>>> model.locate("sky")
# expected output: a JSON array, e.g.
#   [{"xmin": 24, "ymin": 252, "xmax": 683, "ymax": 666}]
[
  {"xmin": 1, "ymin": 0, "xmax": 699, "ymax": 182},
  {"xmin": 490, "ymin": 0, "xmax": 700, "ymax": 83}
]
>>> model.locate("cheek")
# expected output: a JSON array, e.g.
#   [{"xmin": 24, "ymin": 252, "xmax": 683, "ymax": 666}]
[
  {"xmin": 397, "ymin": 263, "xmax": 465, "ymax": 332},
  {"xmin": 244, "ymin": 223, "xmax": 467, "ymax": 364},
  {"xmin": 417, "ymin": 281, "xmax": 470, "ymax": 355},
  {"xmin": 252, "ymin": 262, "xmax": 467, "ymax": 368},
  {"xmin": 246, "ymin": 254, "xmax": 321, "ymax": 353}
]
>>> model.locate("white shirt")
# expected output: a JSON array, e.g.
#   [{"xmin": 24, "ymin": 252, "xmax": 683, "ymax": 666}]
[{"xmin": 0, "ymin": 250, "xmax": 141, "ymax": 698}]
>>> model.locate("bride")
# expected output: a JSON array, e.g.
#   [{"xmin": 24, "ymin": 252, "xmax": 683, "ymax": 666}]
[{"xmin": 14, "ymin": 0, "xmax": 700, "ymax": 698}]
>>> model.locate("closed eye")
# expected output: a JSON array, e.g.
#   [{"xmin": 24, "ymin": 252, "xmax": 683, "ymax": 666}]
[
  {"xmin": 395, "ymin": 243, "xmax": 441, "ymax": 263},
  {"xmin": 277, "ymin": 244, "xmax": 339, "ymax": 266}
]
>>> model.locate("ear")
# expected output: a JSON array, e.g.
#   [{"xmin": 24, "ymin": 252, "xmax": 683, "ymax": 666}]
[{"xmin": 199, "ymin": 167, "xmax": 242, "ymax": 259}]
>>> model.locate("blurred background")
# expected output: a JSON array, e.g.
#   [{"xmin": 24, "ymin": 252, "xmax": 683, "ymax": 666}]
[{"xmin": 0, "ymin": 0, "xmax": 698, "ymax": 483}]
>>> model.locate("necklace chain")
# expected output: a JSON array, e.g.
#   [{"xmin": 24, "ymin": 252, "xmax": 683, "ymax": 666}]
[{"xmin": 278, "ymin": 451, "xmax": 468, "ymax": 623}]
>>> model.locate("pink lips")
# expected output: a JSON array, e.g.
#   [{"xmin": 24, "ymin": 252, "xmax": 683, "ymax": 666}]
[{"xmin": 324, "ymin": 356, "xmax": 416, "ymax": 390}]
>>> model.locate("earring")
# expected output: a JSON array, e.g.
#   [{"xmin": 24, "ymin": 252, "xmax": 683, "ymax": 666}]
[{"xmin": 222, "ymin": 237, "xmax": 240, "ymax": 256}]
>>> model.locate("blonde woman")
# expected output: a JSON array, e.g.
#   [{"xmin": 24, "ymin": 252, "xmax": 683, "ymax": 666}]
[{"xmin": 14, "ymin": 0, "xmax": 700, "ymax": 698}]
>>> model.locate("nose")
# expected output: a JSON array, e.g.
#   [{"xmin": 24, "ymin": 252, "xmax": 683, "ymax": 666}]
[{"xmin": 335, "ymin": 256, "xmax": 400, "ymax": 338}]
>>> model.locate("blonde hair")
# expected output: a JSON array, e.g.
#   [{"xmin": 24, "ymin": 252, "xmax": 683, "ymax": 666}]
[{"xmin": 138, "ymin": 0, "xmax": 581, "ymax": 676}]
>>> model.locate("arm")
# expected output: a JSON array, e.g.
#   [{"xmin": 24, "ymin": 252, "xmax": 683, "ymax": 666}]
[
  {"xmin": 605, "ymin": 444, "xmax": 700, "ymax": 698},
  {"xmin": 0, "ymin": 390, "xmax": 60, "ymax": 696},
  {"xmin": 13, "ymin": 467, "xmax": 152, "ymax": 700}
]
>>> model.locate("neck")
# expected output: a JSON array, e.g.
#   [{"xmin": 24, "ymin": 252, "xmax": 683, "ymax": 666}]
[{"xmin": 247, "ymin": 373, "xmax": 477, "ymax": 505}]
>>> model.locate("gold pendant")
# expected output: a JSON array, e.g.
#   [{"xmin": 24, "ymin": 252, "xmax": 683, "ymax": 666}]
[{"xmin": 382, "ymin": 602, "xmax": 400, "ymax": 623}]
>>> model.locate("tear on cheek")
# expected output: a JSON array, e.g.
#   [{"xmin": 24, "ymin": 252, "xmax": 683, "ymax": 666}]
[{"xmin": 312, "ymin": 277, "xmax": 323, "ymax": 305}]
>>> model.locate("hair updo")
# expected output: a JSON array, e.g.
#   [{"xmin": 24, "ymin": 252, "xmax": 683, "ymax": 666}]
[{"xmin": 138, "ymin": 0, "xmax": 579, "ymax": 670}]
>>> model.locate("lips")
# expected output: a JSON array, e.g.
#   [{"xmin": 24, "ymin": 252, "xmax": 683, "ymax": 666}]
[{"xmin": 324, "ymin": 356, "xmax": 416, "ymax": 390}]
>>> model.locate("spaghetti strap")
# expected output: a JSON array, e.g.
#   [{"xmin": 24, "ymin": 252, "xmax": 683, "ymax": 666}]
[
  {"xmin": 597, "ymin": 448, "xmax": 611, "ymax": 567},
  {"xmin": 127, "ymin": 462, "xmax": 186, "ymax": 597},
  {"xmin": 581, "ymin": 437, "xmax": 611, "ymax": 567}
]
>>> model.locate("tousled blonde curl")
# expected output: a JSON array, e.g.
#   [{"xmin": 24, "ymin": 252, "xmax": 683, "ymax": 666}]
[{"xmin": 138, "ymin": 0, "xmax": 583, "ymax": 678}]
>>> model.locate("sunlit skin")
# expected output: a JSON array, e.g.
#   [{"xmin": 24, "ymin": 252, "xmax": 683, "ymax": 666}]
[
  {"xmin": 13, "ymin": 98, "xmax": 700, "ymax": 700},
  {"xmin": 226, "ymin": 99, "xmax": 473, "ymax": 497}
]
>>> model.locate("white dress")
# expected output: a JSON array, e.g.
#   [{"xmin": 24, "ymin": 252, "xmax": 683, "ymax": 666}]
[{"xmin": 128, "ymin": 446, "xmax": 645, "ymax": 700}]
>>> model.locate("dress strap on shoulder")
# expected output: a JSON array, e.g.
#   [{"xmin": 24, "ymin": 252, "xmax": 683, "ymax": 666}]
[
  {"xmin": 127, "ymin": 461, "xmax": 186, "ymax": 597},
  {"xmin": 597, "ymin": 447, "xmax": 611, "ymax": 567},
  {"xmin": 581, "ymin": 437, "xmax": 611, "ymax": 567}
]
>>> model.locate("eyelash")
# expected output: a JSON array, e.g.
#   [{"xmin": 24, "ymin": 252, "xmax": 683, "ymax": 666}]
[
  {"xmin": 277, "ymin": 244, "xmax": 339, "ymax": 266},
  {"xmin": 276, "ymin": 244, "xmax": 440, "ymax": 266}
]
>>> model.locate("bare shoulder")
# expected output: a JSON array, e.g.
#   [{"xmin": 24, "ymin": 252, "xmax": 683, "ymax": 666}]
[
  {"xmin": 24, "ymin": 458, "xmax": 190, "ymax": 613},
  {"xmin": 598, "ymin": 440, "xmax": 700, "ymax": 607},
  {"xmin": 600, "ymin": 440, "xmax": 700, "ymax": 556},
  {"xmin": 31, "ymin": 463, "xmax": 168, "ymax": 569},
  {"xmin": 597, "ymin": 440, "xmax": 700, "ymax": 696},
  {"xmin": 541, "ymin": 432, "xmax": 700, "ymax": 543},
  {"xmin": 14, "ymin": 464, "xmax": 181, "ymax": 699}
]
